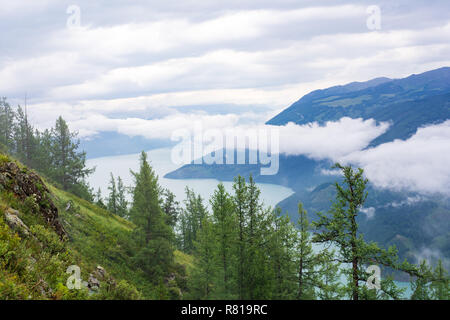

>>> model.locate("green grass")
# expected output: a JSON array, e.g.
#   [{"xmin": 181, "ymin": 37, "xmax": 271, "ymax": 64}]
[{"xmin": 0, "ymin": 153, "xmax": 193, "ymax": 299}]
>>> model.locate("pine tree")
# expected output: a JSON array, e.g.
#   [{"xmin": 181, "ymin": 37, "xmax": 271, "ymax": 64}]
[
  {"xmin": 95, "ymin": 188, "xmax": 107, "ymax": 209},
  {"xmin": 33, "ymin": 128, "xmax": 53, "ymax": 175},
  {"xmin": 267, "ymin": 207, "xmax": 298, "ymax": 299},
  {"xmin": 411, "ymin": 260, "xmax": 433, "ymax": 300},
  {"xmin": 0, "ymin": 97, "xmax": 15, "ymax": 151},
  {"xmin": 107, "ymin": 173, "xmax": 118, "ymax": 214},
  {"xmin": 313, "ymin": 163, "xmax": 417, "ymax": 300},
  {"xmin": 162, "ymin": 189, "xmax": 180, "ymax": 227},
  {"xmin": 430, "ymin": 260, "xmax": 449, "ymax": 300},
  {"xmin": 210, "ymin": 183, "xmax": 237, "ymax": 298},
  {"xmin": 296, "ymin": 203, "xmax": 319, "ymax": 299},
  {"xmin": 49, "ymin": 116, "xmax": 93, "ymax": 191},
  {"xmin": 180, "ymin": 187, "xmax": 207, "ymax": 253},
  {"xmin": 130, "ymin": 151, "xmax": 174, "ymax": 284},
  {"xmin": 232, "ymin": 175, "xmax": 248, "ymax": 299},
  {"xmin": 116, "ymin": 176, "xmax": 129, "ymax": 218},
  {"xmin": 189, "ymin": 217, "xmax": 220, "ymax": 299},
  {"xmin": 13, "ymin": 105, "xmax": 37, "ymax": 166}
]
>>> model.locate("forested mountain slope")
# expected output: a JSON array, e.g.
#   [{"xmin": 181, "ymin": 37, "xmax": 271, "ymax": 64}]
[{"xmin": 0, "ymin": 153, "xmax": 190, "ymax": 299}]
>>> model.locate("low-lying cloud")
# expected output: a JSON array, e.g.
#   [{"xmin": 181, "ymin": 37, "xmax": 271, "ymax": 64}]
[{"xmin": 341, "ymin": 120, "xmax": 450, "ymax": 194}]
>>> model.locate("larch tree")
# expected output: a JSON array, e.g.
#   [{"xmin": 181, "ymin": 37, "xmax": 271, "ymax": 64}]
[
  {"xmin": 313, "ymin": 163, "xmax": 418, "ymax": 300},
  {"xmin": 116, "ymin": 176, "xmax": 129, "ymax": 218},
  {"xmin": 107, "ymin": 173, "xmax": 118, "ymax": 214},
  {"xmin": 49, "ymin": 116, "xmax": 93, "ymax": 191},
  {"xmin": 210, "ymin": 183, "xmax": 237, "ymax": 298},
  {"xmin": 129, "ymin": 151, "xmax": 174, "ymax": 284}
]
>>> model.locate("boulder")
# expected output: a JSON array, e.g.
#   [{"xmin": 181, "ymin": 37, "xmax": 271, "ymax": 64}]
[
  {"xmin": 95, "ymin": 265, "xmax": 106, "ymax": 280},
  {"xmin": 0, "ymin": 162, "xmax": 67, "ymax": 239},
  {"xmin": 4, "ymin": 210, "xmax": 30, "ymax": 236},
  {"xmin": 88, "ymin": 274, "xmax": 100, "ymax": 291}
]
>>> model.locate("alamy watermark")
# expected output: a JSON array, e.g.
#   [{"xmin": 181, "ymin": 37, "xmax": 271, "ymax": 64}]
[
  {"xmin": 66, "ymin": 265, "xmax": 87, "ymax": 289},
  {"xmin": 366, "ymin": 5, "xmax": 381, "ymax": 31},
  {"xmin": 170, "ymin": 122, "xmax": 279, "ymax": 175},
  {"xmin": 66, "ymin": 5, "xmax": 81, "ymax": 30},
  {"xmin": 366, "ymin": 264, "xmax": 381, "ymax": 290}
]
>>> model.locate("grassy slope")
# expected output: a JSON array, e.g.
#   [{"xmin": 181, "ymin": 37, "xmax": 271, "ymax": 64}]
[{"xmin": 0, "ymin": 154, "xmax": 192, "ymax": 299}]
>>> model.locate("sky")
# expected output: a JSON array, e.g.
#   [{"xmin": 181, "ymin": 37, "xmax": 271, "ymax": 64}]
[{"xmin": 1, "ymin": 0, "xmax": 450, "ymax": 194}]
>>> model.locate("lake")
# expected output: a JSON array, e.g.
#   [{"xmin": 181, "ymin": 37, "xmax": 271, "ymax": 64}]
[
  {"xmin": 86, "ymin": 147, "xmax": 412, "ymax": 299},
  {"xmin": 86, "ymin": 148, "xmax": 294, "ymax": 209}
]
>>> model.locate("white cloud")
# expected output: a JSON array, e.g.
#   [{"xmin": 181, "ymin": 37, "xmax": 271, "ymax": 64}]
[
  {"xmin": 360, "ymin": 207, "xmax": 376, "ymax": 220},
  {"xmin": 341, "ymin": 120, "xmax": 450, "ymax": 194},
  {"xmin": 276, "ymin": 117, "xmax": 390, "ymax": 160}
]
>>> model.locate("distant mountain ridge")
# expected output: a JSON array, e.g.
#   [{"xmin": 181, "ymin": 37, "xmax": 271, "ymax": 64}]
[
  {"xmin": 165, "ymin": 67, "xmax": 450, "ymax": 268},
  {"xmin": 267, "ymin": 67, "xmax": 450, "ymax": 146}
]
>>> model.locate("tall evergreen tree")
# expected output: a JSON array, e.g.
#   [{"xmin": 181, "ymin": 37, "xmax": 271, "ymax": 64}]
[
  {"xmin": 296, "ymin": 203, "xmax": 319, "ymax": 299},
  {"xmin": 267, "ymin": 207, "xmax": 298, "ymax": 299},
  {"xmin": 189, "ymin": 217, "xmax": 220, "ymax": 299},
  {"xmin": 313, "ymin": 163, "xmax": 417, "ymax": 300},
  {"xmin": 107, "ymin": 173, "xmax": 118, "ymax": 214},
  {"xmin": 95, "ymin": 187, "xmax": 107, "ymax": 209},
  {"xmin": 49, "ymin": 116, "xmax": 93, "ymax": 191},
  {"xmin": 162, "ymin": 189, "xmax": 180, "ymax": 227},
  {"xmin": 130, "ymin": 151, "xmax": 174, "ymax": 284},
  {"xmin": 210, "ymin": 183, "xmax": 237, "ymax": 298},
  {"xmin": 430, "ymin": 260, "xmax": 449, "ymax": 300},
  {"xmin": 0, "ymin": 97, "xmax": 15, "ymax": 150},
  {"xmin": 116, "ymin": 176, "xmax": 129, "ymax": 218},
  {"xmin": 13, "ymin": 105, "xmax": 37, "ymax": 166},
  {"xmin": 180, "ymin": 187, "xmax": 207, "ymax": 253},
  {"xmin": 232, "ymin": 175, "xmax": 248, "ymax": 299}
]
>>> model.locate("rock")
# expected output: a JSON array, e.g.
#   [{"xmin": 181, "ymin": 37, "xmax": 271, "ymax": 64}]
[
  {"xmin": 88, "ymin": 274, "xmax": 100, "ymax": 291},
  {"xmin": 0, "ymin": 162, "xmax": 67, "ymax": 239},
  {"xmin": 165, "ymin": 273, "xmax": 176, "ymax": 284},
  {"xmin": 4, "ymin": 210, "xmax": 30, "ymax": 236},
  {"xmin": 95, "ymin": 266, "xmax": 106, "ymax": 280},
  {"xmin": 6, "ymin": 207, "xmax": 21, "ymax": 216}
]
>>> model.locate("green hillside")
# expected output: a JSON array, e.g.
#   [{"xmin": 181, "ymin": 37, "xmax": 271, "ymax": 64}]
[{"xmin": 0, "ymin": 153, "xmax": 190, "ymax": 299}]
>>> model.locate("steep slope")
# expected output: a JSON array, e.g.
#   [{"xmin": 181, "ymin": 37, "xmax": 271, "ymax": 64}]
[{"xmin": 0, "ymin": 153, "xmax": 189, "ymax": 299}]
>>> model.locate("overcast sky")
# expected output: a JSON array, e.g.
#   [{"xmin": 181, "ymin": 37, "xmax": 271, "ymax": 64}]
[
  {"xmin": 1, "ymin": 0, "xmax": 450, "ymax": 194},
  {"xmin": 1, "ymin": 0, "xmax": 449, "ymax": 132}
]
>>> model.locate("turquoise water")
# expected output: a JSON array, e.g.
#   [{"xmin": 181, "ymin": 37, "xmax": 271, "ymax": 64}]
[
  {"xmin": 86, "ymin": 148, "xmax": 411, "ymax": 299},
  {"xmin": 86, "ymin": 148, "xmax": 294, "ymax": 209}
]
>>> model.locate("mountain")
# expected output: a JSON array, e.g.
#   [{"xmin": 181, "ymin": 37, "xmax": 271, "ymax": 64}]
[
  {"xmin": 267, "ymin": 67, "xmax": 450, "ymax": 145},
  {"xmin": 80, "ymin": 131, "xmax": 173, "ymax": 159},
  {"xmin": 165, "ymin": 67, "xmax": 450, "ymax": 268},
  {"xmin": 0, "ymin": 153, "xmax": 190, "ymax": 299}
]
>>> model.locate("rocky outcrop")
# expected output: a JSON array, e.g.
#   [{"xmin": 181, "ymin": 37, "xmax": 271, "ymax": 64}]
[
  {"xmin": 4, "ymin": 208, "xmax": 30, "ymax": 236},
  {"xmin": 0, "ymin": 161, "xmax": 67, "ymax": 239}
]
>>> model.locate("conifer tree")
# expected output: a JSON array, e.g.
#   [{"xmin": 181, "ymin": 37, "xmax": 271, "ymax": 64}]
[
  {"xmin": 411, "ymin": 260, "xmax": 433, "ymax": 300},
  {"xmin": 210, "ymin": 183, "xmax": 237, "ymax": 298},
  {"xmin": 430, "ymin": 260, "xmax": 449, "ymax": 300},
  {"xmin": 49, "ymin": 116, "xmax": 93, "ymax": 191},
  {"xmin": 296, "ymin": 203, "xmax": 319, "ymax": 299},
  {"xmin": 130, "ymin": 151, "xmax": 174, "ymax": 284},
  {"xmin": 0, "ymin": 97, "xmax": 15, "ymax": 150},
  {"xmin": 189, "ymin": 217, "xmax": 220, "ymax": 299},
  {"xmin": 107, "ymin": 173, "xmax": 118, "ymax": 214},
  {"xmin": 116, "ymin": 176, "xmax": 129, "ymax": 218},
  {"xmin": 162, "ymin": 189, "xmax": 180, "ymax": 227},
  {"xmin": 95, "ymin": 188, "xmax": 107, "ymax": 209},
  {"xmin": 232, "ymin": 175, "xmax": 248, "ymax": 299},
  {"xmin": 180, "ymin": 187, "xmax": 207, "ymax": 253},
  {"xmin": 267, "ymin": 207, "xmax": 298, "ymax": 299},
  {"xmin": 313, "ymin": 163, "xmax": 417, "ymax": 300}
]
